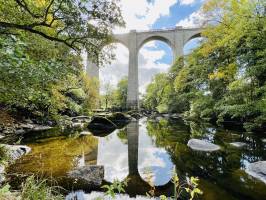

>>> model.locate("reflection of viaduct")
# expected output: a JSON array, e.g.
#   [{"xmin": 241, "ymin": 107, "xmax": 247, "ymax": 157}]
[
  {"xmin": 85, "ymin": 121, "xmax": 174, "ymax": 197},
  {"xmin": 125, "ymin": 121, "xmax": 174, "ymax": 197},
  {"xmin": 87, "ymin": 27, "xmax": 202, "ymax": 109}
]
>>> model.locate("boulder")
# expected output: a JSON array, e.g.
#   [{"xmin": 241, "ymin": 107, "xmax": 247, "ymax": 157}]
[
  {"xmin": 0, "ymin": 164, "xmax": 5, "ymax": 184},
  {"xmin": 0, "ymin": 135, "xmax": 4, "ymax": 139},
  {"xmin": 246, "ymin": 161, "xmax": 266, "ymax": 184},
  {"xmin": 20, "ymin": 123, "xmax": 34, "ymax": 129},
  {"xmin": 170, "ymin": 113, "xmax": 180, "ymax": 119},
  {"xmin": 187, "ymin": 139, "xmax": 220, "ymax": 152},
  {"xmin": 229, "ymin": 142, "xmax": 247, "ymax": 148},
  {"xmin": 72, "ymin": 116, "xmax": 91, "ymax": 123},
  {"xmin": 4, "ymin": 145, "xmax": 31, "ymax": 161},
  {"xmin": 72, "ymin": 122, "xmax": 85, "ymax": 129},
  {"xmin": 108, "ymin": 112, "xmax": 131, "ymax": 123},
  {"xmin": 68, "ymin": 165, "xmax": 104, "ymax": 186},
  {"xmin": 32, "ymin": 125, "xmax": 52, "ymax": 132},
  {"xmin": 127, "ymin": 111, "xmax": 142, "ymax": 119},
  {"xmin": 262, "ymin": 139, "xmax": 266, "ymax": 143},
  {"xmin": 88, "ymin": 116, "xmax": 117, "ymax": 136},
  {"xmin": 15, "ymin": 129, "xmax": 26, "ymax": 134},
  {"xmin": 80, "ymin": 131, "xmax": 92, "ymax": 136}
]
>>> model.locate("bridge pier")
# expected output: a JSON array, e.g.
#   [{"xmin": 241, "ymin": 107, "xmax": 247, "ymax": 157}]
[
  {"xmin": 86, "ymin": 52, "xmax": 99, "ymax": 79},
  {"xmin": 127, "ymin": 30, "xmax": 139, "ymax": 110}
]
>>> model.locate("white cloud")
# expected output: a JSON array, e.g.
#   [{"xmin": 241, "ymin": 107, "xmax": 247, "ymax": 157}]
[
  {"xmin": 114, "ymin": 0, "xmax": 177, "ymax": 33},
  {"xmin": 99, "ymin": 44, "xmax": 129, "ymax": 94},
  {"xmin": 176, "ymin": 9, "xmax": 206, "ymax": 28},
  {"xmin": 179, "ymin": 0, "xmax": 196, "ymax": 5}
]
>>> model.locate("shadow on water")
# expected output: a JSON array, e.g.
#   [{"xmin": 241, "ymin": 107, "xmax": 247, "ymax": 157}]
[{"xmin": 7, "ymin": 118, "xmax": 266, "ymax": 199}]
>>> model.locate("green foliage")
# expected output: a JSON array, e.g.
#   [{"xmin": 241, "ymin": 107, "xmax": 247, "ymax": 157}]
[
  {"xmin": 148, "ymin": 170, "xmax": 202, "ymax": 200},
  {"xmin": 0, "ymin": 184, "xmax": 11, "ymax": 198},
  {"xmin": 101, "ymin": 77, "xmax": 128, "ymax": 110},
  {"xmin": 0, "ymin": 0, "xmax": 125, "ymax": 64},
  {"xmin": 143, "ymin": 0, "xmax": 266, "ymax": 132},
  {"xmin": 0, "ymin": 145, "xmax": 9, "ymax": 165},
  {"xmin": 0, "ymin": 34, "xmax": 99, "ymax": 122},
  {"xmin": 21, "ymin": 175, "xmax": 64, "ymax": 200},
  {"xmin": 101, "ymin": 179, "xmax": 128, "ymax": 199}
]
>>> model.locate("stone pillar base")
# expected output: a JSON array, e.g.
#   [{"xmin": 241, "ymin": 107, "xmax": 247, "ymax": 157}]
[{"xmin": 126, "ymin": 100, "xmax": 139, "ymax": 111}]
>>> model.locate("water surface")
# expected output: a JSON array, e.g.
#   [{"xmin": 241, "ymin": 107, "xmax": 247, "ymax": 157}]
[{"xmin": 9, "ymin": 117, "xmax": 266, "ymax": 199}]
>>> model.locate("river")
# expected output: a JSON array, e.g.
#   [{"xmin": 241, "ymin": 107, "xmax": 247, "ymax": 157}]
[{"xmin": 8, "ymin": 117, "xmax": 266, "ymax": 199}]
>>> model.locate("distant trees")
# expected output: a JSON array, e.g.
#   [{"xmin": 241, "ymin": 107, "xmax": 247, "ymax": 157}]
[
  {"xmin": 101, "ymin": 77, "xmax": 128, "ymax": 110},
  {"xmin": 143, "ymin": 0, "xmax": 266, "ymax": 132}
]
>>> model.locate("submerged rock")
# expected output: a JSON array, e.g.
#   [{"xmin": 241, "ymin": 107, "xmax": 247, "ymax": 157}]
[
  {"xmin": 230, "ymin": 142, "xmax": 247, "ymax": 148},
  {"xmin": 88, "ymin": 116, "xmax": 117, "ymax": 136},
  {"xmin": 187, "ymin": 139, "xmax": 220, "ymax": 152},
  {"xmin": 246, "ymin": 161, "xmax": 266, "ymax": 184},
  {"xmin": 4, "ymin": 145, "xmax": 31, "ymax": 161},
  {"xmin": 68, "ymin": 165, "xmax": 104, "ymax": 186}
]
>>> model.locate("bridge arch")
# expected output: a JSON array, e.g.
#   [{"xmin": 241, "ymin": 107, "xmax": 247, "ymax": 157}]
[
  {"xmin": 137, "ymin": 35, "xmax": 174, "ymax": 52},
  {"xmin": 183, "ymin": 28, "xmax": 202, "ymax": 44}
]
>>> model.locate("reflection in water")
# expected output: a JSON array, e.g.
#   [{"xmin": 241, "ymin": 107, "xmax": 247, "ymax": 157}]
[
  {"xmin": 8, "ymin": 117, "xmax": 266, "ymax": 199},
  {"xmin": 9, "ymin": 134, "xmax": 98, "ymax": 177},
  {"xmin": 97, "ymin": 129, "xmax": 129, "ymax": 182},
  {"xmin": 138, "ymin": 118, "xmax": 174, "ymax": 186}
]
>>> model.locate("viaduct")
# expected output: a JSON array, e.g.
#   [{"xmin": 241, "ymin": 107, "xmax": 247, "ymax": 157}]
[{"xmin": 86, "ymin": 27, "xmax": 202, "ymax": 109}]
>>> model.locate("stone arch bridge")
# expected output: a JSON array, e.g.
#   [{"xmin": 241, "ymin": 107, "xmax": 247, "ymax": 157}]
[{"xmin": 87, "ymin": 27, "xmax": 202, "ymax": 109}]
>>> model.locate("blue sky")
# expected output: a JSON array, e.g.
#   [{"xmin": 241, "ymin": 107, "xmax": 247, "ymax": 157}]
[{"xmin": 100, "ymin": 0, "xmax": 205, "ymax": 95}]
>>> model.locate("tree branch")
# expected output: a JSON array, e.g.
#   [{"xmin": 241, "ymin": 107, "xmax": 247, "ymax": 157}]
[{"xmin": 0, "ymin": 21, "xmax": 79, "ymax": 51}]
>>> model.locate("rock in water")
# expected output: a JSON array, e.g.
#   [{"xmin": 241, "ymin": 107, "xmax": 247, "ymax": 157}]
[
  {"xmin": 229, "ymin": 142, "xmax": 247, "ymax": 148},
  {"xmin": 68, "ymin": 165, "xmax": 104, "ymax": 186},
  {"xmin": 4, "ymin": 145, "xmax": 31, "ymax": 161},
  {"xmin": 246, "ymin": 161, "xmax": 266, "ymax": 184},
  {"xmin": 88, "ymin": 116, "xmax": 117, "ymax": 136},
  {"xmin": 187, "ymin": 139, "xmax": 220, "ymax": 152},
  {"xmin": 108, "ymin": 112, "xmax": 131, "ymax": 128}
]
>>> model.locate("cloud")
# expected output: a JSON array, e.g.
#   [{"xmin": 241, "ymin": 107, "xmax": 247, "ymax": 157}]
[
  {"xmin": 114, "ymin": 0, "xmax": 177, "ymax": 33},
  {"xmin": 99, "ymin": 44, "xmax": 129, "ymax": 94},
  {"xmin": 179, "ymin": 0, "xmax": 196, "ymax": 5},
  {"xmin": 176, "ymin": 9, "xmax": 206, "ymax": 28}
]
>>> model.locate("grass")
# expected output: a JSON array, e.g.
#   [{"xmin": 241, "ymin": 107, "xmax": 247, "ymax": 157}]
[
  {"xmin": 21, "ymin": 175, "xmax": 64, "ymax": 200},
  {"xmin": 0, "ymin": 175, "xmax": 64, "ymax": 200}
]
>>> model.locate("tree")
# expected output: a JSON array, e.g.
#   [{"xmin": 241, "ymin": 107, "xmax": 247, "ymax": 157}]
[
  {"xmin": 142, "ymin": 0, "xmax": 266, "ymax": 132},
  {"xmin": 114, "ymin": 77, "xmax": 128, "ymax": 110},
  {"xmin": 0, "ymin": 0, "xmax": 125, "ymax": 63},
  {"xmin": 102, "ymin": 81, "xmax": 114, "ymax": 110}
]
